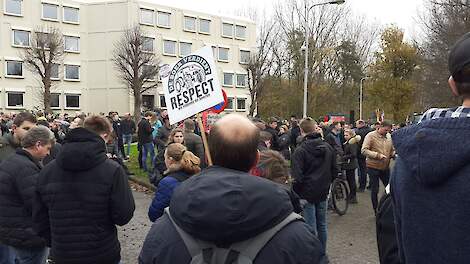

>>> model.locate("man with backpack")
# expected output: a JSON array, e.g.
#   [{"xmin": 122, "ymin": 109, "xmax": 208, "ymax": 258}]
[
  {"xmin": 291, "ymin": 118, "xmax": 337, "ymax": 257},
  {"xmin": 139, "ymin": 114, "xmax": 325, "ymax": 264}
]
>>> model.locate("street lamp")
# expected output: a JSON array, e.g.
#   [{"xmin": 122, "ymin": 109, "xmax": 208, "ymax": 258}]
[
  {"xmin": 359, "ymin": 77, "xmax": 367, "ymax": 120},
  {"xmin": 303, "ymin": 0, "xmax": 346, "ymax": 118}
]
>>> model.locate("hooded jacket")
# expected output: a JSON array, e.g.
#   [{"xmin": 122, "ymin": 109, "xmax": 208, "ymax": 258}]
[
  {"xmin": 391, "ymin": 118, "xmax": 470, "ymax": 264},
  {"xmin": 33, "ymin": 128, "xmax": 135, "ymax": 264},
  {"xmin": 291, "ymin": 133, "xmax": 337, "ymax": 204},
  {"xmin": 139, "ymin": 166, "xmax": 325, "ymax": 264},
  {"xmin": 0, "ymin": 149, "xmax": 46, "ymax": 249},
  {"xmin": 342, "ymin": 135, "xmax": 361, "ymax": 171}
]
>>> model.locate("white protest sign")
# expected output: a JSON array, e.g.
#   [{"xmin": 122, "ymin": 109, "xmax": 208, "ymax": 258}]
[{"xmin": 161, "ymin": 46, "xmax": 224, "ymax": 125}]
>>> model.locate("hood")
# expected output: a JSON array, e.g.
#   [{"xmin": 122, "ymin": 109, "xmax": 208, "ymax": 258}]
[
  {"xmin": 55, "ymin": 128, "xmax": 107, "ymax": 171},
  {"xmin": 347, "ymin": 135, "xmax": 361, "ymax": 145},
  {"xmin": 392, "ymin": 118, "xmax": 470, "ymax": 186},
  {"xmin": 170, "ymin": 166, "xmax": 293, "ymax": 246},
  {"xmin": 1, "ymin": 133, "xmax": 19, "ymax": 148},
  {"xmin": 300, "ymin": 133, "xmax": 328, "ymax": 157}
]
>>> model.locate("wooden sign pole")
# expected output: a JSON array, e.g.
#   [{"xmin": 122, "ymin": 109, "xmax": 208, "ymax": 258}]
[{"xmin": 196, "ymin": 113, "xmax": 213, "ymax": 166}]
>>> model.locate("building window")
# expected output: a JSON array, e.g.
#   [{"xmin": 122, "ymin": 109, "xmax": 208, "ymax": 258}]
[
  {"xmin": 222, "ymin": 23, "xmax": 233, "ymax": 37},
  {"xmin": 235, "ymin": 25, "xmax": 247, "ymax": 39},
  {"xmin": 51, "ymin": 64, "xmax": 59, "ymax": 80},
  {"xmin": 236, "ymin": 74, "xmax": 247, "ymax": 87},
  {"xmin": 140, "ymin": 8, "xmax": 154, "ymax": 25},
  {"xmin": 7, "ymin": 92, "xmax": 24, "ymax": 108},
  {"xmin": 142, "ymin": 95, "xmax": 155, "ymax": 110},
  {"xmin": 65, "ymin": 65, "xmax": 80, "ymax": 80},
  {"xmin": 157, "ymin": 11, "xmax": 171, "ymax": 28},
  {"xmin": 64, "ymin": 36, "xmax": 80, "ymax": 52},
  {"xmin": 237, "ymin": 98, "xmax": 246, "ymax": 111},
  {"xmin": 226, "ymin": 97, "xmax": 234, "ymax": 110},
  {"xmin": 218, "ymin": 47, "xmax": 229, "ymax": 62},
  {"xmin": 142, "ymin": 37, "xmax": 154, "ymax": 52},
  {"xmin": 183, "ymin": 16, "xmax": 196, "ymax": 32},
  {"xmin": 12, "ymin": 30, "xmax": 30, "ymax": 47},
  {"xmin": 6, "ymin": 60, "xmax": 23, "ymax": 77},
  {"xmin": 199, "ymin": 19, "xmax": 210, "ymax": 34},
  {"xmin": 240, "ymin": 50, "xmax": 250, "ymax": 64},
  {"xmin": 63, "ymin": 6, "xmax": 79, "ymax": 24},
  {"xmin": 51, "ymin": 93, "xmax": 60, "ymax": 108},
  {"xmin": 65, "ymin": 94, "xmax": 80, "ymax": 108},
  {"xmin": 42, "ymin": 3, "xmax": 58, "ymax": 21},
  {"xmin": 159, "ymin": 95, "xmax": 166, "ymax": 108},
  {"xmin": 5, "ymin": 0, "xmax": 22, "ymax": 16},
  {"xmin": 163, "ymin": 40, "xmax": 176, "ymax": 56},
  {"xmin": 179, "ymin": 42, "xmax": 192, "ymax": 57},
  {"xmin": 223, "ymin": 72, "xmax": 233, "ymax": 86}
]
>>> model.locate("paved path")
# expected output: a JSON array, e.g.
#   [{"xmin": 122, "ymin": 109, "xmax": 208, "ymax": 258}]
[{"xmin": 119, "ymin": 189, "xmax": 380, "ymax": 264}]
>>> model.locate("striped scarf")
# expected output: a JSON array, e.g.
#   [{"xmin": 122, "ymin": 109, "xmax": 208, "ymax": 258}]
[{"xmin": 419, "ymin": 106, "xmax": 470, "ymax": 123}]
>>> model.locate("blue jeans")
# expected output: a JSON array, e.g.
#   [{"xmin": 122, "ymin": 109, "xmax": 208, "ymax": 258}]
[
  {"xmin": 8, "ymin": 246, "xmax": 47, "ymax": 264},
  {"xmin": 142, "ymin": 142, "xmax": 155, "ymax": 172},
  {"xmin": 122, "ymin": 134, "xmax": 133, "ymax": 157},
  {"xmin": 303, "ymin": 200, "xmax": 328, "ymax": 254},
  {"xmin": 0, "ymin": 244, "xmax": 14, "ymax": 264}
]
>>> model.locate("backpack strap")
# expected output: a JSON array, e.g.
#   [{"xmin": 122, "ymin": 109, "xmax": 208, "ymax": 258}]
[
  {"xmin": 165, "ymin": 208, "xmax": 215, "ymax": 263},
  {"xmin": 230, "ymin": 212, "xmax": 303, "ymax": 262}
]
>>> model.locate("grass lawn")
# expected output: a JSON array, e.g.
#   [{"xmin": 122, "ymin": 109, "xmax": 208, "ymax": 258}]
[{"xmin": 127, "ymin": 143, "xmax": 151, "ymax": 185}]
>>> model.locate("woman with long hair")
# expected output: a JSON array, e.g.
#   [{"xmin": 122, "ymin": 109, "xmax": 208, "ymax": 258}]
[
  {"xmin": 152, "ymin": 128, "xmax": 185, "ymax": 185},
  {"xmin": 342, "ymin": 128, "xmax": 361, "ymax": 204},
  {"xmin": 148, "ymin": 143, "xmax": 200, "ymax": 221}
]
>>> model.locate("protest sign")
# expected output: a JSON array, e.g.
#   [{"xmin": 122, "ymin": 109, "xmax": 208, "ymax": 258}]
[{"xmin": 161, "ymin": 46, "xmax": 224, "ymax": 125}]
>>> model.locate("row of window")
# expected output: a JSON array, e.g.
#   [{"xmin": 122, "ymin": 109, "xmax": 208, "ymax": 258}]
[
  {"xmin": 3, "ymin": 92, "xmax": 80, "ymax": 109},
  {"xmin": 150, "ymin": 94, "xmax": 247, "ymax": 111},
  {"xmin": 142, "ymin": 37, "xmax": 250, "ymax": 63},
  {"xmin": 13, "ymin": 29, "xmax": 80, "ymax": 52},
  {"xmin": 5, "ymin": 0, "xmax": 80, "ymax": 24},
  {"xmin": 139, "ymin": 8, "xmax": 247, "ymax": 39},
  {"xmin": 4, "ymin": 60, "xmax": 80, "ymax": 81},
  {"xmin": 223, "ymin": 72, "xmax": 247, "ymax": 88}
]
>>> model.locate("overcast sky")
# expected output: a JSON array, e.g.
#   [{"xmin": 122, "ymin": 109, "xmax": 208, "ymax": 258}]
[{"xmin": 147, "ymin": 0, "xmax": 425, "ymax": 37}]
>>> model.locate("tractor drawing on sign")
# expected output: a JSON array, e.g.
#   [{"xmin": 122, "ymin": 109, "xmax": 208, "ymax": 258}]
[{"xmin": 174, "ymin": 64, "xmax": 206, "ymax": 93}]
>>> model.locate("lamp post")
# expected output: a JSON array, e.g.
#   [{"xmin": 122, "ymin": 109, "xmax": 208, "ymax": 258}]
[
  {"xmin": 359, "ymin": 77, "xmax": 367, "ymax": 120},
  {"xmin": 302, "ymin": 0, "xmax": 345, "ymax": 118}
]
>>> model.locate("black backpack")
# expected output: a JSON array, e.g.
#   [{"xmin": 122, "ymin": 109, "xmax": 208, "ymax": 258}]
[{"xmin": 376, "ymin": 192, "xmax": 402, "ymax": 264}]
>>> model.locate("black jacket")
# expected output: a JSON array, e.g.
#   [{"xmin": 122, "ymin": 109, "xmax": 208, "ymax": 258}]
[
  {"xmin": 291, "ymin": 133, "xmax": 337, "ymax": 204},
  {"xmin": 342, "ymin": 136, "xmax": 360, "ymax": 171},
  {"xmin": 33, "ymin": 128, "xmax": 135, "ymax": 264},
  {"xmin": 139, "ymin": 166, "xmax": 325, "ymax": 264},
  {"xmin": 184, "ymin": 131, "xmax": 205, "ymax": 167},
  {"xmin": 355, "ymin": 126, "xmax": 372, "ymax": 156},
  {"xmin": 278, "ymin": 132, "xmax": 291, "ymax": 160},
  {"xmin": 290, "ymin": 125, "xmax": 301, "ymax": 148},
  {"xmin": 121, "ymin": 119, "xmax": 136, "ymax": 135},
  {"xmin": 265, "ymin": 127, "xmax": 280, "ymax": 151},
  {"xmin": 0, "ymin": 149, "xmax": 46, "ymax": 249},
  {"xmin": 138, "ymin": 119, "xmax": 153, "ymax": 144}
]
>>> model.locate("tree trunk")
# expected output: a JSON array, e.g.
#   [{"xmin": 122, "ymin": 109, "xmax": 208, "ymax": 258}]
[
  {"xmin": 43, "ymin": 78, "xmax": 52, "ymax": 114},
  {"xmin": 134, "ymin": 89, "xmax": 142, "ymax": 124}
]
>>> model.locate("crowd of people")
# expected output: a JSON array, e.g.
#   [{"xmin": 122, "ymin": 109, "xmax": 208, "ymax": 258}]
[{"xmin": 1, "ymin": 33, "xmax": 470, "ymax": 264}]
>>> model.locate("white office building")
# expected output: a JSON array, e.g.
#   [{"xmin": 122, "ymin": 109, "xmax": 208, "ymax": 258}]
[{"xmin": 0, "ymin": 0, "xmax": 255, "ymax": 114}]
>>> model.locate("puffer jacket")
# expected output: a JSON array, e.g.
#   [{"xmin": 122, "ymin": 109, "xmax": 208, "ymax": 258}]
[
  {"xmin": 33, "ymin": 128, "xmax": 135, "ymax": 264},
  {"xmin": 342, "ymin": 135, "xmax": 361, "ymax": 171},
  {"xmin": 148, "ymin": 170, "xmax": 192, "ymax": 222},
  {"xmin": 139, "ymin": 166, "xmax": 326, "ymax": 264},
  {"xmin": 0, "ymin": 149, "xmax": 45, "ymax": 249}
]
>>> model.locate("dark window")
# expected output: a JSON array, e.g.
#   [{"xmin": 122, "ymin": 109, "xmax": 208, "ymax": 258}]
[
  {"xmin": 51, "ymin": 93, "xmax": 60, "ymax": 108},
  {"xmin": 65, "ymin": 94, "xmax": 80, "ymax": 108},
  {"xmin": 7, "ymin": 92, "xmax": 23, "ymax": 107},
  {"xmin": 142, "ymin": 95, "xmax": 155, "ymax": 110}
]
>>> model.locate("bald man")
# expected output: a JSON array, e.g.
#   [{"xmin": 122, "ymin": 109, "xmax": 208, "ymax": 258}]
[{"xmin": 139, "ymin": 114, "xmax": 325, "ymax": 264}]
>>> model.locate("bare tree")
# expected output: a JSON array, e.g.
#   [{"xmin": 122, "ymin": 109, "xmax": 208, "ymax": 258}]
[
  {"xmin": 20, "ymin": 27, "xmax": 64, "ymax": 113},
  {"xmin": 113, "ymin": 26, "xmax": 160, "ymax": 122},
  {"xmin": 246, "ymin": 19, "xmax": 277, "ymax": 116}
]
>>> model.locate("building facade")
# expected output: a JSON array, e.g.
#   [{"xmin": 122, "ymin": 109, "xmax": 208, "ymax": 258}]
[{"xmin": 0, "ymin": 0, "xmax": 255, "ymax": 115}]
